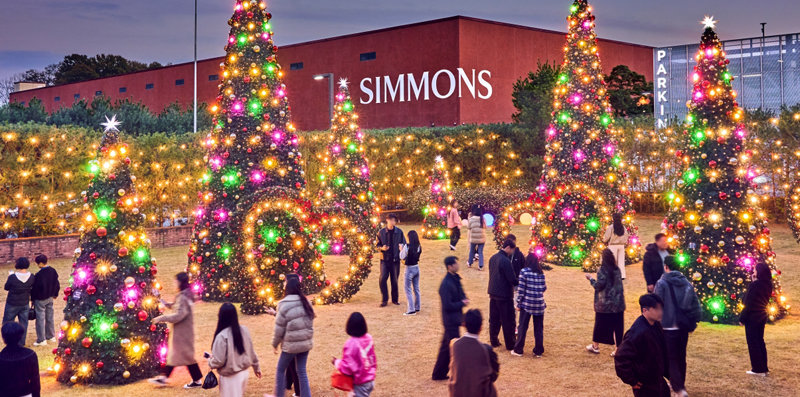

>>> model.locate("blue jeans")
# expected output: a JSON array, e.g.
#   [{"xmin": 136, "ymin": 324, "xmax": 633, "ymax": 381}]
[
  {"xmin": 275, "ymin": 351, "xmax": 310, "ymax": 397},
  {"xmin": 468, "ymin": 243, "xmax": 485, "ymax": 268},
  {"xmin": 2, "ymin": 304, "xmax": 29, "ymax": 346},
  {"xmin": 404, "ymin": 265, "xmax": 420, "ymax": 312},
  {"xmin": 354, "ymin": 380, "xmax": 375, "ymax": 396}
]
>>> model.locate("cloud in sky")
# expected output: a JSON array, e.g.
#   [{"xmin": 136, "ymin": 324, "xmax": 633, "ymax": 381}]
[{"xmin": 0, "ymin": 0, "xmax": 797, "ymax": 81}]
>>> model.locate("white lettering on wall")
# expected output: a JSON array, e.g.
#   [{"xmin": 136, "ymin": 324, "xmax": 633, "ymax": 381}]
[
  {"xmin": 655, "ymin": 49, "xmax": 669, "ymax": 129},
  {"xmin": 359, "ymin": 68, "xmax": 493, "ymax": 104}
]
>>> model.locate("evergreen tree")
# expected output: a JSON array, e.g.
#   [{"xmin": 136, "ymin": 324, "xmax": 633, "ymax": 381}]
[
  {"xmin": 187, "ymin": 0, "xmax": 325, "ymax": 314},
  {"xmin": 530, "ymin": 0, "xmax": 639, "ymax": 271},
  {"xmin": 664, "ymin": 18, "xmax": 787, "ymax": 323},
  {"xmin": 316, "ymin": 79, "xmax": 378, "ymax": 243},
  {"xmin": 421, "ymin": 156, "xmax": 452, "ymax": 239},
  {"xmin": 54, "ymin": 116, "xmax": 168, "ymax": 384}
]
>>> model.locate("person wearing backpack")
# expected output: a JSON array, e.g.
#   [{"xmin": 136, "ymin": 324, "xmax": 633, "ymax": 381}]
[{"xmin": 653, "ymin": 256, "xmax": 702, "ymax": 397}]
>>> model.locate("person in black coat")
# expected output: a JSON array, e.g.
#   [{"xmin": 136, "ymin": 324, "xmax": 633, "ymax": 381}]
[
  {"xmin": 0, "ymin": 322, "xmax": 40, "ymax": 397},
  {"xmin": 433, "ymin": 256, "xmax": 469, "ymax": 380},
  {"xmin": 377, "ymin": 214, "xmax": 406, "ymax": 306},
  {"xmin": 739, "ymin": 263, "xmax": 773, "ymax": 376},
  {"xmin": 487, "ymin": 241, "xmax": 518, "ymax": 350},
  {"xmin": 642, "ymin": 234, "xmax": 672, "ymax": 293},
  {"xmin": 3, "ymin": 258, "xmax": 34, "ymax": 346},
  {"xmin": 31, "ymin": 254, "xmax": 59, "ymax": 346},
  {"xmin": 505, "ymin": 234, "xmax": 526, "ymax": 278},
  {"xmin": 614, "ymin": 294, "xmax": 670, "ymax": 397}
]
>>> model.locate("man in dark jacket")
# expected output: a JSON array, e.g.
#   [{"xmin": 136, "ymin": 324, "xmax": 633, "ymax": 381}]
[
  {"xmin": 614, "ymin": 294, "xmax": 670, "ymax": 397},
  {"xmin": 449, "ymin": 309, "xmax": 498, "ymax": 397},
  {"xmin": 0, "ymin": 322, "xmax": 40, "ymax": 397},
  {"xmin": 487, "ymin": 241, "xmax": 518, "ymax": 350},
  {"xmin": 377, "ymin": 214, "xmax": 406, "ymax": 306},
  {"xmin": 505, "ymin": 234, "xmax": 526, "ymax": 278},
  {"xmin": 643, "ymin": 234, "xmax": 671, "ymax": 293},
  {"xmin": 433, "ymin": 256, "xmax": 469, "ymax": 380},
  {"xmin": 31, "ymin": 254, "xmax": 60, "ymax": 346},
  {"xmin": 654, "ymin": 256, "xmax": 702, "ymax": 397}
]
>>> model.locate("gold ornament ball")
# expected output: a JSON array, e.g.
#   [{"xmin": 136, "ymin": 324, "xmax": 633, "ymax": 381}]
[
  {"xmin": 123, "ymin": 371, "xmax": 131, "ymax": 379},
  {"xmin": 70, "ymin": 375, "xmax": 78, "ymax": 383}
]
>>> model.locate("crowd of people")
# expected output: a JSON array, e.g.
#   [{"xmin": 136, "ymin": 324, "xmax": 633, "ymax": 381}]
[{"xmin": 0, "ymin": 204, "xmax": 778, "ymax": 397}]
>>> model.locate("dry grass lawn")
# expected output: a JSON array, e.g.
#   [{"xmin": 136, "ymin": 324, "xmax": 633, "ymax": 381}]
[{"xmin": 2, "ymin": 217, "xmax": 799, "ymax": 396}]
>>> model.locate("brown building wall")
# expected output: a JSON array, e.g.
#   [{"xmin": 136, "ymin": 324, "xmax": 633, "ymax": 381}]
[{"xmin": 0, "ymin": 226, "xmax": 192, "ymax": 266}]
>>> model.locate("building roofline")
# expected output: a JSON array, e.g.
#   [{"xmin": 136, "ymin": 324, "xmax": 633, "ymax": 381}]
[{"xmin": 10, "ymin": 15, "xmax": 651, "ymax": 97}]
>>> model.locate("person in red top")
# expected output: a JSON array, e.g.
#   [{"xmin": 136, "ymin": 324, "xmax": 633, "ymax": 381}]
[
  {"xmin": 447, "ymin": 199, "xmax": 462, "ymax": 251},
  {"xmin": 333, "ymin": 312, "xmax": 377, "ymax": 396}
]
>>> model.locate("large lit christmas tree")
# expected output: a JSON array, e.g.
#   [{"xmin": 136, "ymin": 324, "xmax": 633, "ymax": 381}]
[
  {"xmin": 529, "ymin": 0, "xmax": 639, "ymax": 270},
  {"xmin": 421, "ymin": 156, "xmax": 452, "ymax": 239},
  {"xmin": 316, "ymin": 79, "xmax": 378, "ymax": 243},
  {"xmin": 188, "ymin": 0, "xmax": 325, "ymax": 314},
  {"xmin": 54, "ymin": 116, "xmax": 168, "ymax": 385},
  {"xmin": 663, "ymin": 17, "xmax": 787, "ymax": 323}
]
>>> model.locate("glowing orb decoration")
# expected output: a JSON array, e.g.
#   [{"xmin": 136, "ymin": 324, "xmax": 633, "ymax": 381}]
[
  {"xmin": 483, "ymin": 213, "xmax": 496, "ymax": 227},
  {"xmin": 519, "ymin": 213, "xmax": 533, "ymax": 226}
]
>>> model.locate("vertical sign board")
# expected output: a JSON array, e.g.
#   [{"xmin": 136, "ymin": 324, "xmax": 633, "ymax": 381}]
[{"xmin": 654, "ymin": 48, "xmax": 670, "ymax": 130}]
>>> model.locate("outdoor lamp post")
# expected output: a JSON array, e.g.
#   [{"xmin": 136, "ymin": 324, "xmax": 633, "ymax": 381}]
[{"xmin": 314, "ymin": 73, "xmax": 335, "ymax": 128}]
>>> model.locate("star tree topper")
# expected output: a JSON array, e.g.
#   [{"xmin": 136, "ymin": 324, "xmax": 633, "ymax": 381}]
[
  {"xmin": 101, "ymin": 114, "xmax": 121, "ymax": 132},
  {"xmin": 338, "ymin": 78, "xmax": 349, "ymax": 89},
  {"xmin": 701, "ymin": 15, "xmax": 717, "ymax": 29}
]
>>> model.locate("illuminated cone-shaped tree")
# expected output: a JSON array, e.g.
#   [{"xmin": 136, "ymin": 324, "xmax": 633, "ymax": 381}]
[
  {"xmin": 421, "ymin": 156, "xmax": 453, "ymax": 239},
  {"xmin": 55, "ymin": 116, "xmax": 168, "ymax": 385},
  {"xmin": 188, "ymin": 0, "xmax": 325, "ymax": 314},
  {"xmin": 316, "ymin": 79, "xmax": 379, "ymax": 251},
  {"xmin": 530, "ymin": 0, "xmax": 639, "ymax": 270},
  {"xmin": 663, "ymin": 18, "xmax": 787, "ymax": 323}
]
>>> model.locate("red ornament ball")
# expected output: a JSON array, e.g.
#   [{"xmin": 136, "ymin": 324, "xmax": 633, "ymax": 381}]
[
  {"xmin": 138, "ymin": 310, "xmax": 148, "ymax": 321},
  {"xmin": 96, "ymin": 227, "xmax": 107, "ymax": 237},
  {"xmin": 96, "ymin": 361, "xmax": 104, "ymax": 369},
  {"xmin": 86, "ymin": 285, "xmax": 97, "ymax": 295},
  {"xmin": 64, "ymin": 348, "xmax": 72, "ymax": 355},
  {"xmin": 118, "ymin": 247, "xmax": 129, "ymax": 257},
  {"xmin": 81, "ymin": 337, "xmax": 92, "ymax": 348}
]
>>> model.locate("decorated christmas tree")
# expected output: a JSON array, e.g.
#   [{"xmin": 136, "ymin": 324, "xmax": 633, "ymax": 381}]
[
  {"xmin": 421, "ymin": 156, "xmax": 453, "ymax": 239},
  {"xmin": 529, "ymin": 0, "xmax": 639, "ymax": 270},
  {"xmin": 663, "ymin": 17, "xmax": 787, "ymax": 323},
  {"xmin": 187, "ymin": 0, "xmax": 325, "ymax": 314},
  {"xmin": 54, "ymin": 116, "xmax": 168, "ymax": 385},
  {"xmin": 316, "ymin": 79, "xmax": 379, "ymax": 246}
]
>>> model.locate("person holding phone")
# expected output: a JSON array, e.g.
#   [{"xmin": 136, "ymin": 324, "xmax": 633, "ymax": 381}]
[{"xmin": 208, "ymin": 303, "xmax": 261, "ymax": 397}]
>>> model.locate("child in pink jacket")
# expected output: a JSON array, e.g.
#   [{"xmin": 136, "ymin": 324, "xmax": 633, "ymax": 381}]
[{"xmin": 333, "ymin": 312, "xmax": 377, "ymax": 397}]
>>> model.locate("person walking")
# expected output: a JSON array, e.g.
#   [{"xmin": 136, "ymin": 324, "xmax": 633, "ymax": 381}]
[
  {"xmin": 432, "ymin": 256, "xmax": 468, "ymax": 381},
  {"xmin": 447, "ymin": 200, "xmax": 462, "ymax": 251},
  {"xmin": 603, "ymin": 213, "xmax": 629, "ymax": 280},
  {"xmin": 488, "ymin": 241, "xmax": 518, "ymax": 351},
  {"xmin": 403, "ymin": 230, "xmax": 422, "ymax": 315},
  {"xmin": 0, "ymin": 322, "xmax": 40, "ymax": 397},
  {"xmin": 377, "ymin": 214, "xmax": 406, "ymax": 306},
  {"xmin": 149, "ymin": 272, "xmax": 203, "ymax": 388},
  {"xmin": 614, "ymin": 294, "xmax": 670, "ymax": 397},
  {"xmin": 2, "ymin": 258, "xmax": 34, "ymax": 347},
  {"xmin": 739, "ymin": 262, "xmax": 773, "ymax": 377},
  {"xmin": 449, "ymin": 309, "xmax": 499, "ymax": 397},
  {"xmin": 467, "ymin": 205, "xmax": 487, "ymax": 270},
  {"xmin": 30, "ymin": 254, "xmax": 59, "ymax": 347},
  {"xmin": 333, "ymin": 312, "xmax": 377, "ymax": 397},
  {"xmin": 643, "ymin": 234, "xmax": 671, "ymax": 293},
  {"xmin": 208, "ymin": 303, "xmax": 261, "ymax": 397},
  {"xmin": 654, "ymin": 256, "xmax": 702, "ymax": 397},
  {"xmin": 272, "ymin": 275, "xmax": 315, "ymax": 397},
  {"xmin": 585, "ymin": 249, "xmax": 626, "ymax": 356},
  {"xmin": 512, "ymin": 253, "xmax": 546, "ymax": 357}
]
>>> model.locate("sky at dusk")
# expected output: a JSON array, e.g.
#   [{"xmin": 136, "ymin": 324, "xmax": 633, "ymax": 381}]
[{"xmin": 0, "ymin": 0, "xmax": 797, "ymax": 82}]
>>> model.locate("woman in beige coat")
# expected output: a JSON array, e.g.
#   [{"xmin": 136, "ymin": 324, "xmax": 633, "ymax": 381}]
[
  {"xmin": 602, "ymin": 213, "xmax": 629, "ymax": 280},
  {"xmin": 467, "ymin": 205, "xmax": 487, "ymax": 270},
  {"xmin": 271, "ymin": 274, "xmax": 315, "ymax": 397},
  {"xmin": 149, "ymin": 272, "xmax": 203, "ymax": 388},
  {"xmin": 209, "ymin": 303, "xmax": 261, "ymax": 397}
]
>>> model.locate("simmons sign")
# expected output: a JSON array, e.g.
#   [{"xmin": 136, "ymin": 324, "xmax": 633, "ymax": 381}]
[{"xmin": 359, "ymin": 68, "xmax": 493, "ymax": 104}]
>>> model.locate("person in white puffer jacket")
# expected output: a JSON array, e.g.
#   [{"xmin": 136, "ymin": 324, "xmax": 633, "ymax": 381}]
[{"xmin": 271, "ymin": 274, "xmax": 315, "ymax": 397}]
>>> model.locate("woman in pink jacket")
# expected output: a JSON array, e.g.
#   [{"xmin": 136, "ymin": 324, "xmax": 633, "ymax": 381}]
[{"xmin": 332, "ymin": 312, "xmax": 377, "ymax": 397}]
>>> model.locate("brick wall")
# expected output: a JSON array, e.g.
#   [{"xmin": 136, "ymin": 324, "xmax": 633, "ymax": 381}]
[{"xmin": 0, "ymin": 226, "xmax": 192, "ymax": 266}]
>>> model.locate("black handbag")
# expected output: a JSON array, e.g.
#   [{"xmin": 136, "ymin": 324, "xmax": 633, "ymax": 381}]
[
  {"xmin": 668, "ymin": 283, "xmax": 697, "ymax": 333},
  {"xmin": 28, "ymin": 305, "xmax": 36, "ymax": 321},
  {"xmin": 202, "ymin": 370, "xmax": 218, "ymax": 389}
]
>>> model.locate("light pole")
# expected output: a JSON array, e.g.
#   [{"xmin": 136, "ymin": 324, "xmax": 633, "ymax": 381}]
[
  {"xmin": 313, "ymin": 73, "xmax": 334, "ymax": 128},
  {"xmin": 193, "ymin": 0, "xmax": 198, "ymax": 134}
]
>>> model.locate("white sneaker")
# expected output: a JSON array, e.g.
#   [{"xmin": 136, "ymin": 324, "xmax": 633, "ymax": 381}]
[
  {"xmin": 33, "ymin": 341, "xmax": 47, "ymax": 347},
  {"xmin": 49, "ymin": 337, "xmax": 57, "ymax": 343},
  {"xmin": 510, "ymin": 351, "xmax": 523, "ymax": 357},
  {"xmin": 148, "ymin": 376, "xmax": 168, "ymax": 387},
  {"xmin": 184, "ymin": 381, "xmax": 202, "ymax": 389},
  {"xmin": 746, "ymin": 371, "xmax": 768, "ymax": 377},
  {"xmin": 585, "ymin": 344, "xmax": 600, "ymax": 354}
]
